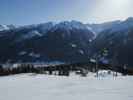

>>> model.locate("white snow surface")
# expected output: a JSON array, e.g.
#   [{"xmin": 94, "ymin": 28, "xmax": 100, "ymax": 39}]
[
  {"xmin": 52, "ymin": 21, "xmax": 89, "ymax": 31},
  {"xmin": 0, "ymin": 73, "xmax": 133, "ymax": 100},
  {"xmin": 29, "ymin": 52, "xmax": 40, "ymax": 58},
  {"xmin": 70, "ymin": 43, "xmax": 77, "ymax": 48},
  {"xmin": 18, "ymin": 51, "xmax": 27, "ymax": 56},
  {"xmin": 23, "ymin": 30, "xmax": 42, "ymax": 39},
  {"xmin": 0, "ymin": 25, "xmax": 9, "ymax": 31},
  {"xmin": 0, "ymin": 25, "xmax": 17, "ymax": 31},
  {"xmin": 78, "ymin": 49, "xmax": 84, "ymax": 55}
]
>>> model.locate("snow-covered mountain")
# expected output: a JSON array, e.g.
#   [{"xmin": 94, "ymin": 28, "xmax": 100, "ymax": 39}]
[
  {"xmin": 1, "ymin": 18, "xmax": 133, "ymax": 68},
  {"xmin": 53, "ymin": 20, "xmax": 89, "ymax": 31},
  {"xmin": 90, "ymin": 17, "xmax": 133, "ymax": 67},
  {"xmin": 107, "ymin": 17, "xmax": 133, "ymax": 33},
  {"xmin": 0, "ymin": 25, "xmax": 9, "ymax": 31},
  {"xmin": 0, "ymin": 21, "xmax": 94, "ymax": 63},
  {"xmin": 86, "ymin": 20, "xmax": 121, "ymax": 35},
  {"xmin": 0, "ymin": 24, "xmax": 16, "ymax": 31}
]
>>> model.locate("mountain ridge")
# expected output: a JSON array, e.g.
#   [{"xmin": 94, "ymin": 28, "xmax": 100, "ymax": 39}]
[{"xmin": 0, "ymin": 17, "xmax": 133, "ymax": 68}]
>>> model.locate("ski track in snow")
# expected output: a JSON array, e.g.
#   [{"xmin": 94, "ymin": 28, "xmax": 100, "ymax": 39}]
[{"xmin": 0, "ymin": 73, "xmax": 133, "ymax": 100}]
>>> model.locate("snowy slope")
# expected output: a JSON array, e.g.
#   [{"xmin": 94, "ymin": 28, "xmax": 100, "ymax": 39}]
[
  {"xmin": 0, "ymin": 25, "xmax": 10, "ymax": 31},
  {"xmin": 90, "ymin": 17, "xmax": 133, "ymax": 67},
  {"xmin": 0, "ymin": 25, "xmax": 16, "ymax": 31},
  {"xmin": 0, "ymin": 73, "xmax": 133, "ymax": 100},
  {"xmin": 53, "ymin": 20, "xmax": 89, "ymax": 31},
  {"xmin": 86, "ymin": 20, "xmax": 121, "ymax": 35}
]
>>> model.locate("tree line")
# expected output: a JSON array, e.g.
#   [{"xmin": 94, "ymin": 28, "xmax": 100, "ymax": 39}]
[{"xmin": 0, "ymin": 62, "xmax": 132, "ymax": 77}]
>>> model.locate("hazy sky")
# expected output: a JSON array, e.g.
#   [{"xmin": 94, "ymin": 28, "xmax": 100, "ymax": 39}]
[{"xmin": 0, "ymin": 0, "xmax": 133, "ymax": 25}]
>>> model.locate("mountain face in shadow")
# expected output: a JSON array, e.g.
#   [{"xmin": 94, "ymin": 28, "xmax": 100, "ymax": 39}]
[
  {"xmin": 91, "ymin": 17, "xmax": 133, "ymax": 67},
  {"xmin": 1, "ymin": 17, "xmax": 133, "ymax": 68},
  {"xmin": 0, "ymin": 21, "xmax": 94, "ymax": 63}
]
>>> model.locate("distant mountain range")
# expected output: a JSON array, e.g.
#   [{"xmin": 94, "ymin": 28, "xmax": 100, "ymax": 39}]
[
  {"xmin": 0, "ymin": 17, "xmax": 133, "ymax": 67},
  {"xmin": 86, "ymin": 20, "xmax": 121, "ymax": 35},
  {"xmin": 91, "ymin": 17, "xmax": 133, "ymax": 68},
  {"xmin": 0, "ymin": 21, "xmax": 94, "ymax": 63}
]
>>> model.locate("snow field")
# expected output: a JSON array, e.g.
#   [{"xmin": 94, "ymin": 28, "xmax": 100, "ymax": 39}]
[{"xmin": 0, "ymin": 72, "xmax": 133, "ymax": 100}]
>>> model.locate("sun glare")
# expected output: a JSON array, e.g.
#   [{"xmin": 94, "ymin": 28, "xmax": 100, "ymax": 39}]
[{"xmin": 111, "ymin": 0, "xmax": 129, "ymax": 8}]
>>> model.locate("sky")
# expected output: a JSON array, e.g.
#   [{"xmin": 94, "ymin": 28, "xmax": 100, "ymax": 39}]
[{"xmin": 0, "ymin": 0, "xmax": 133, "ymax": 25}]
